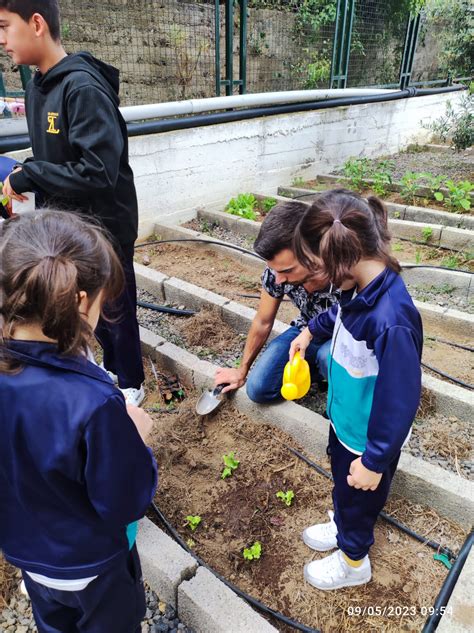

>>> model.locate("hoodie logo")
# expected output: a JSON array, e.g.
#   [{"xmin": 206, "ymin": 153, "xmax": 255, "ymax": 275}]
[{"xmin": 47, "ymin": 112, "xmax": 60, "ymax": 135}]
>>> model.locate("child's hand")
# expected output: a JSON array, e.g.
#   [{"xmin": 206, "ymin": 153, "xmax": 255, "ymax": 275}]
[
  {"xmin": 2, "ymin": 172, "xmax": 28, "ymax": 202},
  {"xmin": 126, "ymin": 404, "xmax": 153, "ymax": 442},
  {"xmin": 289, "ymin": 327, "xmax": 313, "ymax": 361},
  {"xmin": 347, "ymin": 457, "xmax": 382, "ymax": 491}
]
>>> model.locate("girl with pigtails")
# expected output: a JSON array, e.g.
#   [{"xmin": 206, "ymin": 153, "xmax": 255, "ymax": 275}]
[
  {"xmin": 289, "ymin": 189, "xmax": 423, "ymax": 591},
  {"xmin": 0, "ymin": 211, "xmax": 157, "ymax": 633}
]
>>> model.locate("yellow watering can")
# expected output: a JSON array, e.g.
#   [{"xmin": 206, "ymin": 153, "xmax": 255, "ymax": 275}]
[{"xmin": 281, "ymin": 351, "xmax": 311, "ymax": 400}]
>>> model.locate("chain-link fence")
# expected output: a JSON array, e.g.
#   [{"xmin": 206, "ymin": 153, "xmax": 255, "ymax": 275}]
[{"xmin": 0, "ymin": 0, "xmax": 472, "ymax": 109}]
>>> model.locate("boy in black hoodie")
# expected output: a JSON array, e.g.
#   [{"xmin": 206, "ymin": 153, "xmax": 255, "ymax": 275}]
[{"xmin": 0, "ymin": 0, "xmax": 145, "ymax": 406}]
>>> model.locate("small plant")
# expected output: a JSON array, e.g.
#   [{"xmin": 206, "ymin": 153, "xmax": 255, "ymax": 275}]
[
  {"xmin": 419, "ymin": 172, "xmax": 446, "ymax": 201},
  {"xmin": 393, "ymin": 242, "xmax": 403, "ymax": 252},
  {"xmin": 424, "ymin": 94, "xmax": 473, "ymax": 151},
  {"xmin": 422, "ymin": 226, "xmax": 434, "ymax": 243},
  {"xmin": 276, "ymin": 490, "xmax": 295, "ymax": 507},
  {"xmin": 415, "ymin": 250, "xmax": 423, "ymax": 264},
  {"xmin": 232, "ymin": 358, "xmax": 242, "ymax": 368},
  {"xmin": 186, "ymin": 538, "xmax": 195, "ymax": 548},
  {"xmin": 443, "ymin": 180, "xmax": 472, "ymax": 213},
  {"xmin": 185, "ymin": 515, "xmax": 202, "ymax": 531},
  {"xmin": 226, "ymin": 193, "xmax": 258, "ymax": 221},
  {"xmin": 61, "ymin": 22, "xmax": 71, "ymax": 38},
  {"xmin": 292, "ymin": 176, "xmax": 305, "ymax": 187},
  {"xmin": 393, "ymin": 211, "xmax": 401, "ymax": 219},
  {"xmin": 243, "ymin": 541, "xmax": 262, "ymax": 561},
  {"xmin": 221, "ymin": 452, "xmax": 239, "ymax": 479},
  {"xmin": 262, "ymin": 197, "xmax": 277, "ymax": 214},
  {"xmin": 343, "ymin": 157, "xmax": 370, "ymax": 192},
  {"xmin": 440, "ymin": 255, "xmax": 460, "ymax": 269},
  {"xmin": 400, "ymin": 172, "xmax": 421, "ymax": 204}
]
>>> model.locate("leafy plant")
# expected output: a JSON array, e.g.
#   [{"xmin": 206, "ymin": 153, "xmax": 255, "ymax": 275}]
[
  {"xmin": 276, "ymin": 490, "xmax": 295, "ymax": 506},
  {"xmin": 393, "ymin": 242, "xmax": 403, "ymax": 252},
  {"xmin": 186, "ymin": 538, "xmax": 195, "ymax": 548},
  {"xmin": 399, "ymin": 172, "xmax": 421, "ymax": 204},
  {"xmin": 243, "ymin": 541, "xmax": 262, "ymax": 561},
  {"xmin": 419, "ymin": 172, "xmax": 446, "ymax": 201},
  {"xmin": 226, "ymin": 193, "xmax": 258, "ymax": 221},
  {"xmin": 440, "ymin": 254, "xmax": 460, "ymax": 269},
  {"xmin": 370, "ymin": 160, "xmax": 394, "ymax": 197},
  {"xmin": 185, "ymin": 515, "xmax": 202, "ymax": 531},
  {"xmin": 393, "ymin": 211, "xmax": 401, "ymax": 219},
  {"xmin": 292, "ymin": 176, "xmax": 305, "ymax": 187},
  {"xmin": 443, "ymin": 180, "xmax": 472, "ymax": 213},
  {"xmin": 415, "ymin": 250, "xmax": 423, "ymax": 264},
  {"xmin": 343, "ymin": 158, "xmax": 370, "ymax": 192},
  {"xmin": 221, "ymin": 452, "xmax": 239, "ymax": 479},
  {"xmin": 262, "ymin": 197, "xmax": 277, "ymax": 214},
  {"xmin": 422, "ymin": 226, "xmax": 434, "ymax": 243},
  {"xmin": 423, "ymin": 94, "xmax": 473, "ymax": 151}
]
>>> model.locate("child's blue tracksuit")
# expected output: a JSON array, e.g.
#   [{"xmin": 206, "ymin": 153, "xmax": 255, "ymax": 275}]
[
  {"xmin": 0, "ymin": 341, "xmax": 158, "ymax": 632},
  {"xmin": 308, "ymin": 268, "xmax": 423, "ymax": 560}
]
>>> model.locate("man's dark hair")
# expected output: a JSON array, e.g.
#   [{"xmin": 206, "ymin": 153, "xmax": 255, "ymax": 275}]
[
  {"xmin": 253, "ymin": 200, "xmax": 308, "ymax": 261},
  {"xmin": 0, "ymin": 0, "xmax": 61, "ymax": 40}
]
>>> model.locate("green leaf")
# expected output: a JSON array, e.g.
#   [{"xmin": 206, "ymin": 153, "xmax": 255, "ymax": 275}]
[
  {"xmin": 221, "ymin": 467, "xmax": 232, "ymax": 480},
  {"xmin": 185, "ymin": 515, "xmax": 202, "ymax": 531},
  {"xmin": 460, "ymin": 199, "xmax": 471, "ymax": 210},
  {"xmin": 434, "ymin": 192, "xmax": 444, "ymax": 201},
  {"xmin": 243, "ymin": 541, "xmax": 262, "ymax": 561}
]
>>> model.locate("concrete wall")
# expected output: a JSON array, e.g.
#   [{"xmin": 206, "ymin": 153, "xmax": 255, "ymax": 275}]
[{"xmin": 129, "ymin": 91, "xmax": 463, "ymax": 236}]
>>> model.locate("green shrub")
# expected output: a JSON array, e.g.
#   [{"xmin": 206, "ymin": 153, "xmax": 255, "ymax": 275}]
[{"xmin": 225, "ymin": 193, "xmax": 258, "ymax": 221}]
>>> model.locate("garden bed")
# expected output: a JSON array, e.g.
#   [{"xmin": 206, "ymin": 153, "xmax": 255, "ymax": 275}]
[
  {"xmin": 137, "ymin": 288, "xmax": 473, "ymax": 479},
  {"xmin": 178, "ymin": 219, "xmax": 474, "ymax": 312},
  {"xmin": 146, "ymin": 380, "xmax": 468, "ymax": 633}
]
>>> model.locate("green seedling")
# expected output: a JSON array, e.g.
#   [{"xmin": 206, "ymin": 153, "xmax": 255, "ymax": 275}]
[
  {"xmin": 186, "ymin": 538, "xmax": 195, "ymax": 548},
  {"xmin": 422, "ymin": 226, "xmax": 433, "ymax": 243},
  {"xmin": 221, "ymin": 452, "xmax": 239, "ymax": 479},
  {"xmin": 392, "ymin": 242, "xmax": 403, "ymax": 252},
  {"xmin": 291, "ymin": 176, "xmax": 305, "ymax": 187},
  {"xmin": 226, "ymin": 193, "xmax": 258, "ymax": 221},
  {"xmin": 370, "ymin": 160, "xmax": 394, "ymax": 197},
  {"xmin": 400, "ymin": 172, "xmax": 422, "ymax": 204},
  {"xmin": 185, "ymin": 515, "xmax": 202, "ymax": 531},
  {"xmin": 232, "ymin": 358, "xmax": 242, "ymax": 368},
  {"xmin": 276, "ymin": 490, "xmax": 295, "ymax": 507},
  {"xmin": 415, "ymin": 250, "xmax": 423, "ymax": 265},
  {"xmin": 243, "ymin": 541, "xmax": 262, "ymax": 561},
  {"xmin": 262, "ymin": 196, "xmax": 277, "ymax": 214},
  {"xmin": 419, "ymin": 172, "xmax": 446, "ymax": 201},
  {"xmin": 443, "ymin": 180, "xmax": 472, "ymax": 213},
  {"xmin": 393, "ymin": 211, "xmax": 401, "ymax": 219},
  {"xmin": 343, "ymin": 157, "xmax": 370, "ymax": 192},
  {"xmin": 440, "ymin": 255, "xmax": 460, "ymax": 269}
]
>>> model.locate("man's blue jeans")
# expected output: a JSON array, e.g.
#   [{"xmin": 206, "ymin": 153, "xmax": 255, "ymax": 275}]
[{"xmin": 246, "ymin": 326, "xmax": 331, "ymax": 404}]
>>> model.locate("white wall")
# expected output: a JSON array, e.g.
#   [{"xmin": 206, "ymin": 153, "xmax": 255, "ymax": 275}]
[{"xmin": 129, "ymin": 91, "xmax": 461, "ymax": 236}]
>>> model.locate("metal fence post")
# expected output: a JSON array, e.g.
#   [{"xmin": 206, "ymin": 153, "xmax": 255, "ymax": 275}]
[
  {"xmin": 330, "ymin": 0, "xmax": 355, "ymax": 89},
  {"xmin": 399, "ymin": 12, "xmax": 421, "ymax": 89},
  {"xmin": 215, "ymin": 1, "xmax": 247, "ymax": 96},
  {"xmin": 18, "ymin": 65, "xmax": 32, "ymax": 90},
  {"xmin": 239, "ymin": 0, "xmax": 248, "ymax": 94}
]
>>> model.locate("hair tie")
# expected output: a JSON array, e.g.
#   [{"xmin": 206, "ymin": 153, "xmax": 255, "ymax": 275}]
[{"xmin": 333, "ymin": 219, "xmax": 342, "ymax": 225}]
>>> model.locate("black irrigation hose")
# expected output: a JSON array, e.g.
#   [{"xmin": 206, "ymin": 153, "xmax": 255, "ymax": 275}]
[
  {"xmin": 426, "ymin": 337, "xmax": 474, "ymax": 353},
  {"xmin": 135, "ymin": 237, "xmax": 264, "ymax": 261},
  {"xmin": 150, "ymin": 501, "xmax": 321, "ymax": 633},
  {"xmin": 401, "ymin": 263, "xmax": 472, "ymax": 275},
  {"xmin": 421, "ymin": 362, "xmax": 474, "ymax": 390},
  {"xmin": 236, "ymin": 292, "xmax": 291, "ymax": 302},
  {"xmin": 286, "ymin": 446, "xmax": 458, "ymax": 562},
  {"xmin": 137, "ymin": 299, "xmax": 196, "ymax": 316},
  {"xmin": 422, "ymin": 530, "xmax": 474, "ymax": 633}
]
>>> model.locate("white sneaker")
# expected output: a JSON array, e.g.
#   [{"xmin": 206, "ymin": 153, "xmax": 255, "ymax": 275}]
[
  {"xmin": 304, "ymin": 550, "xmax": 371, "ymax": 590},
  {"xmin": 99, "ymin": 362, "xmax": 118, "ymax": 384},
  {"xmin": 302, "ymin": 510, "xmax": 338, "ymax": 551},
  {"xmin": 121, "ymin": 385, "xmax": 145, "ymax": 406}
]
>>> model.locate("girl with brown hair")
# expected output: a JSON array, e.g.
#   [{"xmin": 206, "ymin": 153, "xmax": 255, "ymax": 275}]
[
  {"xmin": 0, "ymin": 210, "xmax": 157, "ymax": 632},
  {"xmin": 289, "ymin": 189, "xmax": 423, "ymax": 591}
]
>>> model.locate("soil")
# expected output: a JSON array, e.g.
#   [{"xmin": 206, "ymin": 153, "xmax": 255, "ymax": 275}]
[
  {"xmin": 146, "ymin": 385, "xmax": 469, "ymax": 633},
  {"xmin": 137, "ymin": 283, "xmax": 474, "ymax": 478}
]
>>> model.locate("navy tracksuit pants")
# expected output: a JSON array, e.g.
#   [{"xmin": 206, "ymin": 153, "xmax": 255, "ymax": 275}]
[
  {"xmin": 22, "ymin": 546, "xmax": 146, "ymax": 633},
  {"xmin": 95, "ymin": 242, "xmax": 145, "ymax": 390},
  {"xmin": 329, "ymin": 426, "xmax": 400, "ymax": 561}
]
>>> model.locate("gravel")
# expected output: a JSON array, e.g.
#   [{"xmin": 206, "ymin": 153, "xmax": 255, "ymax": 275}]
[{"xmin": 0, "ymin": 585, "xmax": 194, "ymax": 633}]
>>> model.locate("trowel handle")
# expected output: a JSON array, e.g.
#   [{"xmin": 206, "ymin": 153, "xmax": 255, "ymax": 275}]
[{"xmin": 213, "ymin": 383, "xmax": 228, "ymax": 396}]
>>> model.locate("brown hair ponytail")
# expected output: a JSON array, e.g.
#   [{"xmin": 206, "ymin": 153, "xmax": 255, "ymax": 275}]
[
  {"xmin": 0, "ymin": 210, "xmax": 124, "ymax": 372},
  {"xmin": 293, "ymin": 189, "xmax": 401, "ymax": 287}
]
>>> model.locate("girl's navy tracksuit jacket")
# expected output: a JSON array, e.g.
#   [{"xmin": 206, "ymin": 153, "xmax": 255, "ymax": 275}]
[{"xmin": 0, "ymin": 341, "xmax": 157, "ymax": 580}]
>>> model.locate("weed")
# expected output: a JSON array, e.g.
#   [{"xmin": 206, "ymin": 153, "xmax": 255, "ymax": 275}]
[
  {"xmin": 238, "ymin": 274, "xmax": 260, "ymax": 291},
  {"xmin": 392, "ymin": 242, "xmax": 403, "ymax": 252},
  {"xmin": 422, "ymin": 226, "xmax": 434, "ymax": 243},
  {"xmin": 419, "ymin": 172, "xmax": 446, "ymax": 200},
  {"xmin": 276, "ymin": 490, "xmax": 295, "ymax": 507},
  {"xmin": 369, "ymin": 160, "xmax": 394, "ymax": 197},
  {"xmin": 243, "ymin": 541, "xmax": 262, "ymax": 561},
  {"xmin": 440, "ymin": 255, "xmax": 460, "ymax": 269},
  {"xmin": 201, "ymin": 220, "xmax": 218, "ymax": 234},
  {"xmin": 232, "ymin": 358, "xmax": 242, "ymax": 368},
  {"xmin": 185, "ymin": 515, "xmax": 202, "ymax": 531},
  {"xmin": 292, "ymin": 176, "xmax": 305, "ymax": 187},
  {"xmin": 261, "ymin": 197, "xmax": 277, "ymax": 215},
  {"xmin": 415, "ymin": 250, "xmax": 423, "ymax": 264},
  {"xmin": 221, "ymin": 452, "xmax": 239, "ymax": 479},
  {"xmin": 343, "ymin": 157, "xmax": 370, "ymax": 191},
  {"xmin": 226, "ymin": 193, "xmax": 258, "ymax": 221},
  {"xmin": 61, "ymin": 22, "xmax": 71, "ymax": 38},
  {"xmin": 393, "ymin": 211, "xmax": 401, "ymax": 219},
  {"xmin": 186, "ymin": 538, "xmax": 195, "ymax": 548}
]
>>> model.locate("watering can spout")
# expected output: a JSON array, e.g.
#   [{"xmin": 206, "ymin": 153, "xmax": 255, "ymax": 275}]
[{"xmin": 281, "ymin": 351, "xmax": 311, "ymax": 401}]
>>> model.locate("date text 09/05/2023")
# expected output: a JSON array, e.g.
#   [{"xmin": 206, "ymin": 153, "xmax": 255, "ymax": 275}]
[{"xmin": 347, "ymin": 605, "xmax": 453, "ymax": 617}]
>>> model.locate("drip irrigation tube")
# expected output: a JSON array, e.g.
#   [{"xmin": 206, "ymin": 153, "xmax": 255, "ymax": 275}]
[
  {"xmin": 422, "ymin": 530, "xmax": 473, "ymax": 633},
  {"xmin": 426, "ymin": 337, "xmax": 474, "ymax": 353},
  {"xmin": 421, "ymin": 362, "xmax": 473, "ymax": 390},
  {"xmin": 137, "ymin": 299, "xmax": 196, "ymax": 316},
  {"xmin": 150, "ymin": 502, "xmax": 321, "ymax": 633},
  {"xmin": 401, "ymin": 263, "xmax": 472, "ymax": 275}
]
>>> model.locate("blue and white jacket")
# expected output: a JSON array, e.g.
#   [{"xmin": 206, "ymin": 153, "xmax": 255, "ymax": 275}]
[
  {"xmin": 0, "ymin": 341, "xmax": 158, "ymax": 579},
  {"xmin": 308, "ymin": 268, "xmax": 423, "ymax": 473}
]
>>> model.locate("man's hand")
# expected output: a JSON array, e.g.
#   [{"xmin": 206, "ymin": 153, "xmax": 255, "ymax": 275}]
[
  {"xmin": 347, "ymin": 457, "xmax": 382, "ymax": 491},
  {"xmin": 126, "ymin": 404, "xmax": 153, "ymax": 443},
  {"xmin": 214, "ymin": 366, "xmax": 246, "ymax": 394},
  {"xmin": 3, "ymin": 171, "xmax": 28, "ymax": 203},
  {"xmin": 288, "ymin": 327, "xmax": 313, "ymax": 361}
]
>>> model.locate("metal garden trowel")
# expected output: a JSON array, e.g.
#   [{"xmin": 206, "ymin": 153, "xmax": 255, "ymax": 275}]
[{"xmin": 195, "ymin": 383, "xmax": 227, "ymax": 416}]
